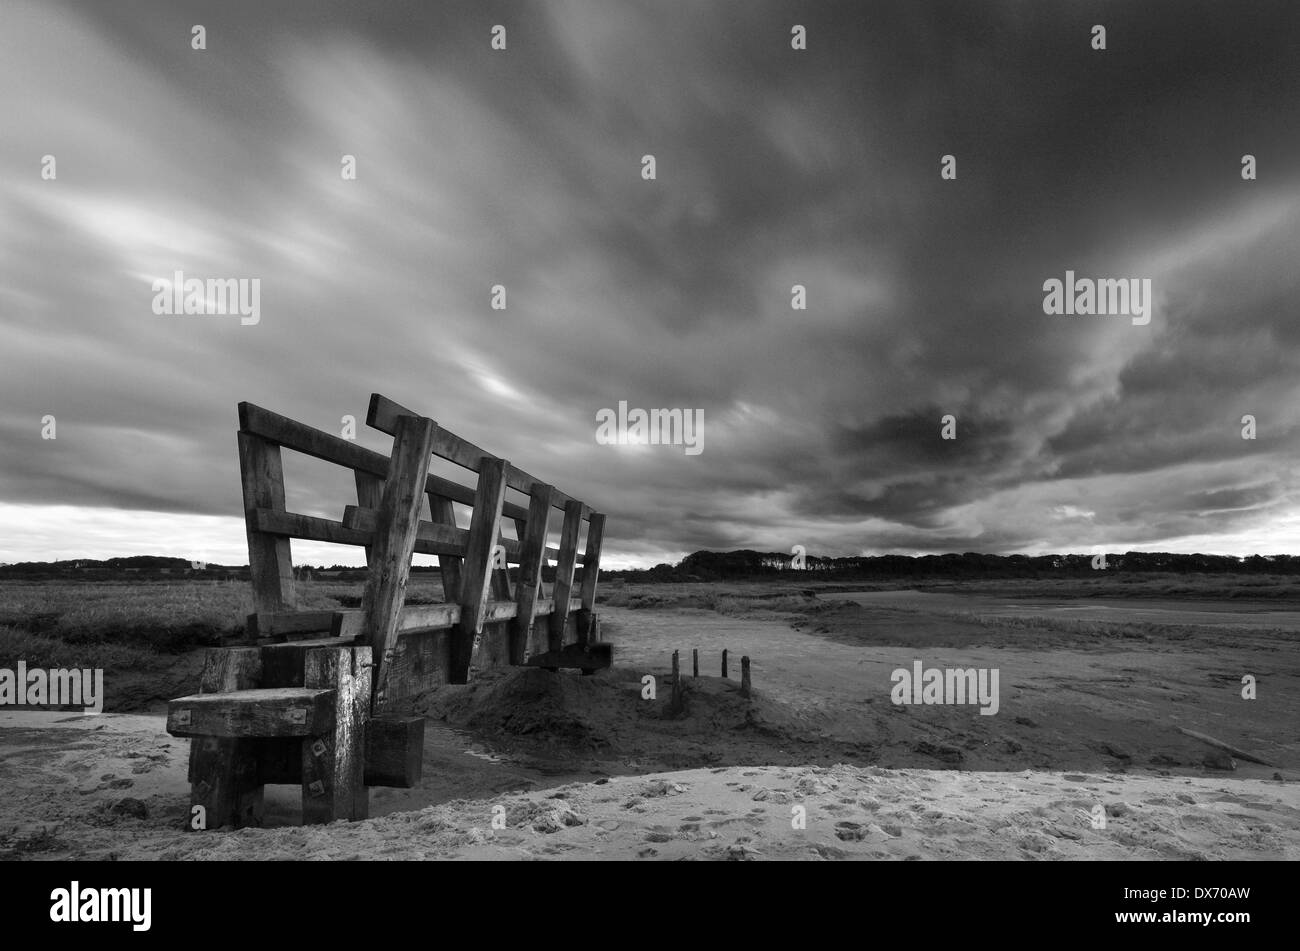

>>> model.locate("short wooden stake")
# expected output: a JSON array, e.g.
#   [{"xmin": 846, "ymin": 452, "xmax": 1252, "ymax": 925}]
[
  {"xmin": 740, "ymin": 655, "xmax": 752, "ymax": 698},
  {"xmin": 721, "ymin": 649, "xmax": 728, "ymax": 679},
  {"xmin": 669, "ymin": 650, "xmax": 685, "ymax": 715},
  {"xmin": 692, "ymin": 649, "xmax": 699, "ymax": 678}
]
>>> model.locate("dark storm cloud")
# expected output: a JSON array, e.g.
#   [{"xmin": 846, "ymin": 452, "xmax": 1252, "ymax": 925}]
[{"xmin": 3, "ymin": 0, "xmax": 1300, "ymax": 565}]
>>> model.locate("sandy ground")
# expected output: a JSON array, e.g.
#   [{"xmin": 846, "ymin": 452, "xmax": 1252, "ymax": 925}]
[
  {"xmin": 599, "ymin": 601, "xmax": 1300, "ymax": 777},
  {"xmin": 1, "ymin": 591, "xmax": 1296, "ymax": 860},
  {"xmin": 0, "ymin": 711, "xmax": 1293, "ymax": 860}
]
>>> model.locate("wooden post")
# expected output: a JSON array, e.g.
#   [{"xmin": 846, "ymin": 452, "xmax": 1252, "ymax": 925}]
[
  {"xmin": 187, "ymin": 647, "xmax": 263, "ymax": 830},
  {"xmin": 575, "ymin": 512, "xmax": 605, "ymax": 647},
  {"xmin": 354, "ymin": 471, "xmax": 384, "ymax": 570},
  {"xmin": 458, "ymin": 457, "xmax": 509, "ymax": 680},
  {"xmin": 669, "ymin": 650, "xmax": 685, "ymax": 715},
  {"xmin": 489, "ymin": 529, "xmax": 512, "ymax": 602},
  {"xmin": 511, "ymin": 483, "xmax": 554, "ymax": 664},
  {"xmin": 740, "ymin": 655, "xmax": 752, "ymax": 698},
  {"xmin": 360, "ymin": 414, "xmax": 437, "ymax": 708},
  {"xmin": 302, "ymin": 646, "xmax": 371, "ymax": 824},
  {"xmin": 693, "ymin": 649, "xmax": 699, "ymax": 678},
  {"xmin": 514, "ymin": 518, "xmax": 530, "ymax": 588},
  {"xmin": 549, "ymin": 500, "xmax": 584, "ymax": 652},
  {"xmin": 721, "ymin": 649, "xmax": 728, "ymax": 678},
  {"xmin": 427, "ymin": 493, "xmax": 463, "ymax": 603},
  {"xmin": 238, "ymin": 432, "xmax": 295, "ymax": 613}
]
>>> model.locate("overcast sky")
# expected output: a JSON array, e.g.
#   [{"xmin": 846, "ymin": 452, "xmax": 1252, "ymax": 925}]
[{"xmin": 2, "ymin": 0, "xmax": 1300, "ymax": 568}]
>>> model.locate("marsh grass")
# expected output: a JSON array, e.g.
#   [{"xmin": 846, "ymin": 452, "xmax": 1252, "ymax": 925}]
[{"xmin": 0, "ymin": 625, "xmax": 163, "ymax": 670}]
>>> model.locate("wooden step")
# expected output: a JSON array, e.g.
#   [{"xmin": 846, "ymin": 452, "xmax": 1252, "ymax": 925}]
[{"xmin": 168, "ymin": 688, "xmax": 335, "ymax": 739}]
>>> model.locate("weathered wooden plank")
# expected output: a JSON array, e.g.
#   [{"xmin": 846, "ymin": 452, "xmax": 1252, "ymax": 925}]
[
  {"xmin": 475, "ymin": 619, "xmax": 513, "ymax": 671},
  {"xmin": 428, "ymin": 493, "xmax": 464, "ymax": 603},
  {"xmin": 364, "ymin": 716, "xmax": 425, "ymax": 788},
  {"xmin": 239, "ymin": 401, "xmax": 531, "ymax": 522},
  {"xmin": 355, "ymin": 470, "xmax": 384, "ymax": 569},
  {"xmin": 302, "ymin": 647, "xmax": 371, "ymax": 823},
  {"xmin": 329, "ymin": 603, "xmax": 462, "ymax": 640},
  {"xmin": 344, "ymin": 505, "xmax": 563, "ymax": 563},
  {"xmin": 577, "ymin": 513, "xmax": 606, "ymax": 648},
  {"xmin": 515, "ymin": 517, "xmax": 541, "ymax": 604},
  {"xmin": 254, "ymin": 506, "xmax": 486, "ymax": 562},
  {"xmin": 549, "ymin": 500, "xmax": 584, "ymax": 652},
  {"xmin": 484, "ymin": 601, "xmax": 520, "ymax": 622},
  {"xmin": 579, "ymin": 513, "xmax": 605, "ymax": 611},
  {"xmin": 361, "ymin": 414, "xmax": 438, "ymax": 709},
  {"xmin": 395, "ymin": 602, "xmax": 463, "ymax": 630},
  {"xmin": 186, "ymin": 647, "xmax": 263, "ymax": 830},
  {"xmin": 240, "ymin": 402, "xmax": 390, "ymax": 476},
  {"xmin": 249, "ymin": 505, "xmax": 487, "ymax": 563},
  {"xmin": 246, "ymin": 611, "xmax": 336, "ymax": 640},
  {"xmin": 343, "ymin": 505, "xmax": 469, "ymax": 556},
  {"xmin": 376, "ymin": 629, "xmax": 453, "ymax": 701},
  {"xmin": 511, "ymin": 483, "xmax": 553, "ymax": 664},
  {"xmin": 169, "ymin": 688, "xmax": 335, "ymax": 738},
  {"xmin": 331, "ymin": 611, "xmax": 365, "ymax": 639},
  {"xmin": 238, "ymin": 432, "xmax": 296, "ymax": 613},
  {"xmin": 250, "ymin": 509, "xmax": 371, "ymax": 547},
  {"xmin": 368, "ymin": 394, "xmax": 588, "ymax": 520},
  {"xmin": 459, "ymin": 458, "xmax": 509, "ymax": 680}
]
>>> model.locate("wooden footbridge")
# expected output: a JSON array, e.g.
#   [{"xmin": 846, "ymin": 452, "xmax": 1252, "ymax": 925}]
[{"xmin": 166, "ymin": 393, "xmax": 609, "ymax": 828}]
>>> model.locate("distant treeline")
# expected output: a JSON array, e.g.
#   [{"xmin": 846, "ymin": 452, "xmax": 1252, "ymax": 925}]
[
  {"xmin": 605, "ymin": 550, "xmax": 1300, "ymax": 583},
  {"xmin": 5, "ymin": 550, "xmax": 1299, "ymax": 583},
  {"xmin": 2, "ymin": 556, "xmax": 520, "ymax": 583},
  {"xmin": 0, "ymin": 556, "xmax": 376, "ymax": 582}
]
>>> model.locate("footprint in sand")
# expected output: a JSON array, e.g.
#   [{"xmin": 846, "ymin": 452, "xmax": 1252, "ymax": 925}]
[
  {"xmin": 810, "ymin": 844, "xmax": 850, "ymax": 859},
  {"xmin": 834, "ymin": 821, "xmax": 868, "ymax": 841}
]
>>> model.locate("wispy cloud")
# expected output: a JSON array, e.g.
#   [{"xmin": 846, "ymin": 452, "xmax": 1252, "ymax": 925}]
[{"xmin": 2, "ymin": 0, "xmax": 1299, "ymax": 567}]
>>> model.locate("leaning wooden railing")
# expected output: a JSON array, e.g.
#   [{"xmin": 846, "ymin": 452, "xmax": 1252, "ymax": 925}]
[
  {"xmin": 236, "ymin": 393, "xmax": 608, "ymax": 702},
  {"xmin": 167, "ymin": 393, "xmax": 609, "ymax": 829}
]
